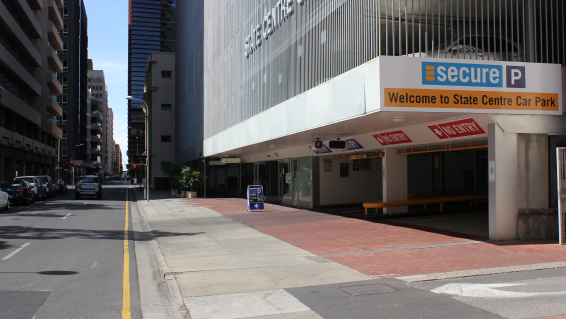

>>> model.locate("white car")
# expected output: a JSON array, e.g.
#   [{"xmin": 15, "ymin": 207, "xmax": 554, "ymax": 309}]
[{"xmin": 0, "ymin": 184, "xmax": 10, "ymax": 211}]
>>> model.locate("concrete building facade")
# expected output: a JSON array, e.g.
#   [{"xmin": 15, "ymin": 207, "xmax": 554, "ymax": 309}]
[
  {"xmin": 177, "ymin": 1, "xmax": 566, "ymax": 241},
  {"xmin": 143, "ymin": 52, "xmax": 175, "ymax": 190},
  {"xmin": 0, "ymin": 0, "xmax": 64, "ymax": 182},
  {"xmin": 56, "ymin": 0, "xmax": 88, "ymax": 182}
]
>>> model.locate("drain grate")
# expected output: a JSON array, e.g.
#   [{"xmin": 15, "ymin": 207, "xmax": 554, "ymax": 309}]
[
  {"xmin": 339, "ymin": 283, "xmax": 400, "ymax": 297},
  {"xmin": 163, "ymin": 262, "xmax": 337, "ymax": 277}
]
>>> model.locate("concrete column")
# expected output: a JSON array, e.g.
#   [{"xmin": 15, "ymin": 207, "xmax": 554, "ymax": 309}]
[
  {"xmin": 488, "ymin": 123, "xmax": 518, "ymax": 240},
  {"xmin": 0, "ymin": 156, "xmax": 4, "ymax": 181},
  {"xmin": 382, "ymin": 148, "xmax": 408, "ymax": 215}
]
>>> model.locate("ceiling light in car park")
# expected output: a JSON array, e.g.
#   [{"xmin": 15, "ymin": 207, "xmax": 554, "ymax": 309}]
[{"xmin": 393, "ymin": 117, "xmax": 405, "ymax": 122}]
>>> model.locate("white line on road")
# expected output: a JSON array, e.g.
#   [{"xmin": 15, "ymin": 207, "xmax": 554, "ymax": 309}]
[
  {"xmin": 2, "ymin": 243, "xmax": 30, "ymax": 260},
  {"xmin": 62, "ymin": 213, "xmax": 72, "ymax": 219},
  {"xmin": 83, "ymin": 202, "xmax": 88, "ymax": 205}
]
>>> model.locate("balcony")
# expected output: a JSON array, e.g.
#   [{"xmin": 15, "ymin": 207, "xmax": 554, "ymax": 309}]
[
  {"xmin": 47, "ymin": 46, "xmax": 62, "ymax": 73},
  {"xmin": 27, "ymin": 0, "xmax": 42, "ymax": 10},
  {"xmin": 46, "ymin": 97, "xmax": 62, "ymax": 117},
  {"xmin": 47, "ymin": 23, "xmax": 63, "ymax": 51},
  {"xmin": 91, "ymin": 111, "xmax": 102, "ymax": 119},
  {"xmin": 91, "ymin": 148, "xmax": 102, "ymax": 156},
  {"xmin": 42, "ymin": 120, "xmax": 62, "ymax": 139},
  {"xmin": 91, "ymin": 123, "xmax": 102, "ymax": 134},
  {"xmin": 47, "ymin": 0, "xmax": 63, "ymax": 29},
  {"xmin": 90, "ymin": 135, "xmax": 102, "ymax": 144},
  {"xmin": 46, "ymin": 72, "xmax": 62, "ymax": 95},
  {"xmin": 15, "ymin": 0, "xmax": 41, "ymax": 38}
]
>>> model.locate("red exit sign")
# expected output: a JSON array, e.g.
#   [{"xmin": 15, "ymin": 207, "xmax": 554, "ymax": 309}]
[{"xmin": 372, "ymin": 130, "xmax": 413, "ymax": 145}]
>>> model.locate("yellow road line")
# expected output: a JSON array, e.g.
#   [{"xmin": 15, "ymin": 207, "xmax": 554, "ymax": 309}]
[
  {"xmin": 90, "ymin": 262, "xmax": 97, "ymax": 269},
  {"xmin": 122, "ymin": 191, "xmax": 131, "ymax": 319},
  {"xmin": 16, "ymin": 282, "xmax": 35, "ymax": 290}
]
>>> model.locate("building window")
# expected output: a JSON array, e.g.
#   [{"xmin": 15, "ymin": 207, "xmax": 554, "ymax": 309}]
[
  {"xmin": 62, "ymin": 59, "xmax": 68, "ymax": 72},
  {"xmin": 62, "ymin": 111, "xmax": 68, "ymax": 125},
  {"xmin": 61, "ymin": 76, "xmax": 68, "ymax": 89},
  {"xmin": 161, "ymin": 104, "xmax": 171, "ymax": 111},
  {"xmin": 62, "ymin": 147, "xmax": 67, "ymax": 160},
  {"xmin": 88, "ymin": 77, "xmax": 91, "ymax": 82},
  {"xmin": 61, "ymin": 7, "xmax": 69, "ymax": 19},
  {"xmin": 62, "ymin": 129, "xmax": 67, "ymax": 142},
  {"xmin": 62, "ymin": 23, "xmax": 68, "ymax": 37},
  {"xmin": 61, "ymin": 94, "xmax": 68, "ymax": 107},
  {"xmin": 160, "ymin": 162, "xmax": 172, "ymax": 170},
  {"xmin": 161, "ymin": 70, "xmax": 172, "ymax": 78},
  {"xmin": 62, "ymin": 41, "xmax": 68, "ymax": 54},
  {"xmin": 161, "ymin": 135, "xmax": 171, "ymax": 143}
]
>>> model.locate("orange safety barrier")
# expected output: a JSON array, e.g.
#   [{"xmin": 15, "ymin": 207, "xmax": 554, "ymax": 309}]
[{"xmin": 363, "ymin": 194, "xmax": 488, "ymax": 216}]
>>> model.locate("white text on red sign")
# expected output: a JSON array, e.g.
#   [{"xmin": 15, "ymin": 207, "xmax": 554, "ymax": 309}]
[{"xmin": 427, "ymin": 118, "xmax": 486, "ymax": 139}]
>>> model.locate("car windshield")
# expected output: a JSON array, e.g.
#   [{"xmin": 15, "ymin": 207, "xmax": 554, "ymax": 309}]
[
  {"xmin": 37, "ymin": 177, "xmax": 49, "ymax": 183},
  {"xmin": 17, "ymin": 178, "xmax": 35, "ymax": 184},
  {"xmin": 79, "ymin": 178, "xmax": 98, "ymax": 183}
]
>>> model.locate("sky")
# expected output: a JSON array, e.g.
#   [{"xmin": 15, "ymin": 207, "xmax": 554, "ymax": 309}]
[{"xmin": 83, "ymin": 0, "xmax": 128, "ymax": 166}]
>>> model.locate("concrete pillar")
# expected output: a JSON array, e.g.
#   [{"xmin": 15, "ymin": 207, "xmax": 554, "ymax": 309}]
[
  {"xmin": 382, "ymin": 148, "xmax": 408, "ymax": 215},
  {"xmin": 0, "ymin": 156, "xmax": 4, "ymax": 181},
  {"xmin": 488, "ymin": 123, "xmax": 518, "ymax": 240}
]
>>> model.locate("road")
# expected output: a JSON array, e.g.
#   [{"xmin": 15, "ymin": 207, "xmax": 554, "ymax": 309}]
[{"xmin": 0, "ymin": 182, "xmax": 141, "ymax": 319}]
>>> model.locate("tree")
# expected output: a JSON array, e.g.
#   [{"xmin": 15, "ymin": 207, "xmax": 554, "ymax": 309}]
[
  {"xmin": 179, "ymin": 166, "xmax": 206, "ymax": 191},
  {"xmin": 162, "ymin": 162, "xmax": 182, "ymax": 190}
]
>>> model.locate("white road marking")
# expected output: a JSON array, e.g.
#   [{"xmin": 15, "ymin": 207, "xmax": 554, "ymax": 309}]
[
  {"xmin": 431, "ymin": 283, "xmax": 566, "ymax": 298},
  {"xmin": 83, "ymin": 202, "xmax": 88, "ymax": 205},
  {"xmin": 2, "ymin": 243, "xmax": 30, "ymax": 260},
  {"xmin": 62, "ymin": 213, "xmax": 71, "ymax": 219}
]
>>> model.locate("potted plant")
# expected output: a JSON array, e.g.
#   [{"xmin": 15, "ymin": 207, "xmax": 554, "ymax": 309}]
[
  {"xmin": 179, "ymin": 166, "xmax": 206, "ymax": 198},
  {"xmin": 162, "ymin": 162, "xmax": 182, "ymax": 197}
]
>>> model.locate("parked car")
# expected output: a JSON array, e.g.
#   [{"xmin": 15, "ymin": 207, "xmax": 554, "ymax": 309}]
[
  {"xmin": 36, "ymin": 175, "xmax": 56, "ymax": 198},
  {"xmin": 14, "ymin": 176, "xmax": 46, "ymax": 201},
  {"xmin": 75, "ymin": 175, "xmax": 102, "ymax": 200},
  {"xmin": 0, "ymin": 184, "xmax": 10, "ymax": 211},
  {"xmin": 1, "ymin": 180, "xmax": 34, "ymax": 205},
  {"xmin": 54, "ymin": 179, "xmax": 68, "ymax": 195}
]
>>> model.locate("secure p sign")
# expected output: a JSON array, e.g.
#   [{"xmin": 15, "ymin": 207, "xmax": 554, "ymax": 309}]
[{"xmin": 506, "ymin": 66, "xmax": 526, "ymax": 88}]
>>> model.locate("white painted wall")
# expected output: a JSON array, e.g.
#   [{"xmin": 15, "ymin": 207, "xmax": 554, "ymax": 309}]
[{"xmin": 319, "ymin": 156, "xmax": 382, "ymax": 206}]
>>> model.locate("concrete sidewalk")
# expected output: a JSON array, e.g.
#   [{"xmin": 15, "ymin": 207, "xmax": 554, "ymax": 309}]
[
  {"xmin": 133, "ymin": 190, "xmax": 566, "ymax": 319},
  {"xmin": 133, "ymin": 190, "xmax": 369, "ymax": 319}
]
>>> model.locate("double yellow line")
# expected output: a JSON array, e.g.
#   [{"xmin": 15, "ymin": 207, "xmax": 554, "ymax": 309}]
[{"xmin": 122, "ymin": 190, "xmax": 131, "ymax": 319}]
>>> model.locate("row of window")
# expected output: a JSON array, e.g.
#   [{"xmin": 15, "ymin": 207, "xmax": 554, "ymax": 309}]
[{"xmin": 88, "ymin": 86, "xmax": 103, "ymax": 91}]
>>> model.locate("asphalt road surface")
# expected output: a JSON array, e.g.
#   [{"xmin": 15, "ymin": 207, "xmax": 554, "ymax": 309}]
[{"xmin": 0, "ymin": 182, "xmax": 141, "ymax": 319}]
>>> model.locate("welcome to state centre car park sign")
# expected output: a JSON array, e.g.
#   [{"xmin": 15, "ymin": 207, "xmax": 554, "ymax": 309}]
[{"xmin": 379, "ymin": 57, "xmax": 562, "ymax": 115}]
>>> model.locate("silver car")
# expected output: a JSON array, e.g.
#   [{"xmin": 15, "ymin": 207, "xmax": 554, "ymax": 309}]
[
  {"xmin": 75, "ymin": 176, "xmax": 102, "ymax": 200},
  {"xmin": 14, "ymin": 176, "xmax": 46, "ymax": 201},
  {"xmin": 36, "ymin": 175, "xmax": 56, "ymax": 198}
]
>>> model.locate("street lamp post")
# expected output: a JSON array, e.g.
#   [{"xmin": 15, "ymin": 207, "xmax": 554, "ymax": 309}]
[
  {"xmin": 126, "ymin": 96, "xmax": 150, "ymax": 202},
  {"xmin": 72, "ymin": 143, "xmax": 84, "ymax": 188}
]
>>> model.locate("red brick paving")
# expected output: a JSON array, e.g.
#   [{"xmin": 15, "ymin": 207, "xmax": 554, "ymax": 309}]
[{"xmin": 184, "ymin": 198, "xmax": 566, "ymax": 278}]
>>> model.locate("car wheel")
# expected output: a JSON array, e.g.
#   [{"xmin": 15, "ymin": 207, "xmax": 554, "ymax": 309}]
[
  {"xmin": 25, "ymin": 195, "xmax": 30, "ymax": 206},
  {"xmin": 75, "ymin": 193, "xmax": 80, "ymax": 200}
]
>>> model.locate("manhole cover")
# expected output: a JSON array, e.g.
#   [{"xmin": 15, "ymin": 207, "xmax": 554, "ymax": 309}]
[
  {"xmin": 339, "ymin": 283, "xmax": 400, "ymax": 297},
  {"xmin": 11, "ymin": 218, "xmax": 25, "ymax": 220}
]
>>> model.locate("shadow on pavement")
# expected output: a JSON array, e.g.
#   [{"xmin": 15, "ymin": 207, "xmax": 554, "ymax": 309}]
[{"xmin": 0, "ymin": 225, "xmax": 204, "ymax": 243}]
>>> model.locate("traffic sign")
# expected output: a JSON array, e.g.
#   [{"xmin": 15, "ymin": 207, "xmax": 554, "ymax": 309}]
[{"xmin": 247, "ymin": 185, "xmax": 264, "ymax": 211}]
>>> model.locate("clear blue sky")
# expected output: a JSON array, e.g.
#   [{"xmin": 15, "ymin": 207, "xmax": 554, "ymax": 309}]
[{"xmin": 84, "ymin": 0, "xmax": 128, "ymax": 166}]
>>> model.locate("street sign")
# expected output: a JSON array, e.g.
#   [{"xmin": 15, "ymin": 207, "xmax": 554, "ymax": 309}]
[
  {"xmin": 372, "ymin": 130, "xmax": 413, "ymax": 145},
  {"xmin": 247, "ymin": 185, "xmax": 264, "ymax": 211},
  {"xmin": 353, "ymin": 159, "xmax": 360, "ymax": 171}
]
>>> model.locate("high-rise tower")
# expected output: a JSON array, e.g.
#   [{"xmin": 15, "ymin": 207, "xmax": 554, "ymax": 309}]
[{"xmin": 127, "ymin": 0, "xmax": 174, "ymax": 167}]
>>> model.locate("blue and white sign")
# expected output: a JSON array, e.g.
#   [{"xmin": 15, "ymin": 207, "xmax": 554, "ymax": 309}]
[
  {"xmin": 247, "ymin": 185, "xmax": 264, "ymax": 211},
  {"xmin": 353, "ymin": 159, "xmax": 360, "ymax": 171},
  {"xmin": 310, "ymin": 144, "xmax": 333, "ymax": 155},
  {"xmin": 343, "ymin": 138, "xmax": 364, "ymax": 152}
]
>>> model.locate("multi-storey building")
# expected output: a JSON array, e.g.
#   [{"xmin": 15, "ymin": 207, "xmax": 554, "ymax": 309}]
[
  {"xmin": 114, "ymin": 143, "xmax": 122, "ymax": 175},
  {"xmin": 87, "ymin": 66, "xmax": 109, "ymax": 174},
  {"xmin": 127, "ymin": 0, "xmax": 174, "ymax": 166},
  {"xmin": 106, "ymin": 107, "xmax": 114, "ymax": 174},
  {"xmin": 57, "ymin": 0, "xmax": 88, "ymax": 181},
  {"xmin": 0, "ymin": 0, "xmax": 64, "ymax": 181},
  {"xmin": 86, "ymin": 88, "xmax": 102, "ymax": 171},
  {"xmin": 177, "ymin": 1, "xmax": 566, "ymax": 241},
  {"xmin": 143, "ymin": 52, "xmax": 175, "ymax": 190}
]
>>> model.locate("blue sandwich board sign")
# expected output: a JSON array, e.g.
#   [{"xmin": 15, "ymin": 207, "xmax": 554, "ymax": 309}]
[{"xmin": 247, "ymin": 185, "xmax": 264, "ymax": 211}]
